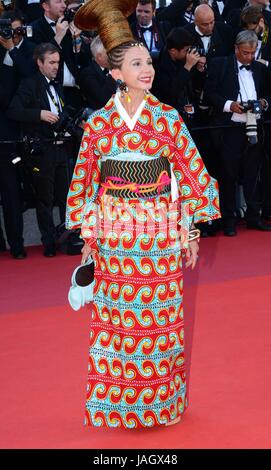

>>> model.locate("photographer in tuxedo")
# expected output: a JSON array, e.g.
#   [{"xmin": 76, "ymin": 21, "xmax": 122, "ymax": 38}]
[
  {"xmin": 130, "ymin": 0, "xmax": 171, "ymax": 66},
  {"xmin": 0, "ymin": 9, "xmax": 36, "ymax": 80},
  {"xmin": 30, "ymin": 0, "xmax": 90, "ymax": 109},
  {"xmin": 7, "ymin": 43, "xmax": 70, "ymax": 257},
  {"xmin": 205, "ymin": 30, "xmax": 271, "ymax": 236},
  {"xmin": 153, "ymin": 27, "xmax": 205, "ymax": 123},
  {"xmin": 78, "ymin": 35, "xmax": 116, "ymax": 110}
]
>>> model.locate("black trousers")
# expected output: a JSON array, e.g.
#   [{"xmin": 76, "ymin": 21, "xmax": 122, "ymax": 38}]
[
  {"xmin": 31, "ymin": 144, "xmax": 69, "ymax": 246},
  {"xmin": 0, "ymin": 158, "xmax": 24, "ymax": 252},
  {"xmin": 217, "ymin": 124, "xmax": 264, "ymax": 225}
]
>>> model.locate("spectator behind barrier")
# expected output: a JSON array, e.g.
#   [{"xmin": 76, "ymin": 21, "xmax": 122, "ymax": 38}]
[{"xmin": 7, "ymin": 42, "xmax": 71, "ymax": 257}]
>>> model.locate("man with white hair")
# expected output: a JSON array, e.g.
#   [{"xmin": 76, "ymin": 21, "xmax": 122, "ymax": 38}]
[
  {"xmin": 78, "ymin": 36, "xmax": 116, "ymax": 109},
  {"xmin": 205, "ymin": 30, "xmax": 271, "ymax": 236}
]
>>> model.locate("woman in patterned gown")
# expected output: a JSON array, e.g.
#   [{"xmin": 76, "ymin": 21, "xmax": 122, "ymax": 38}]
[{"xmin": 66, "ymin": 0, "xmax": 220, "ymax": 429}]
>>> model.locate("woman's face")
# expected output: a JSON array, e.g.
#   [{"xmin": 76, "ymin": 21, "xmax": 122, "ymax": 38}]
[{"xmin": 112, "ymin": 46, "xmax": 155, "ymax": 92}]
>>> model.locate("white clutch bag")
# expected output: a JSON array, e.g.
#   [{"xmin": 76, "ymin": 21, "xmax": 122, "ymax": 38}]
[{"xmin": 68, "ymin": 256, "xmax": 95, "ymax": 311}]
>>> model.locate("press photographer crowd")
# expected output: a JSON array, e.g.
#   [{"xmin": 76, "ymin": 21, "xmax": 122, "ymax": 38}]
[{"xmin": 1, "ymin": 0, "xmax": 271, "ymax": 259}]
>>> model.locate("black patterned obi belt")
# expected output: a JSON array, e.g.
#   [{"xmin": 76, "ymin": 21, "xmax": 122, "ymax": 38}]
[{"xmin": 99, "ymin": 155, "xmax": 171, "ymax": 199}]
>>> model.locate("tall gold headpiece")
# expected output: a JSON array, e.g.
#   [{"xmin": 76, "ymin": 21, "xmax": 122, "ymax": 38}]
[{"xmin": 74, "ymin": 0, "xmax": 139, "ymax": 53}]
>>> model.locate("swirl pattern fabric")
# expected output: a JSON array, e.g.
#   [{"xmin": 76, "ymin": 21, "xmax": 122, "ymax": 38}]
[{"xmin": 66, "ymin": 94, "xmax": 220, "ymax": 428}]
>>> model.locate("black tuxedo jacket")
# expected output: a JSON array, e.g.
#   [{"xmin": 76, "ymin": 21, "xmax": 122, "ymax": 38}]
[
  {"xmin": 204, "ymin": 54, "xmax": 271, "ymax": 125},
  {"xmin": 30, "ymin": 15, "xmax": 90, "ymax": 84},
  {"xmin": 156, "ymin": 0, "xmax": 193, "ymax": 27},
  {"xmin": 184, "ymin": 22, "xmax": 234, "ymax": 60},
  {"xmin": 157, "ymin": 1, "xmax": 225, "ymax": 27},
  {"xmin": 130, "ymin": 18, "xmax": 171, "ymax": 53},
  {"xmin": 0, "ymin": 38, "xmax": 36, "ymax": 81},
  {"xmin": 78, "ymin": 61, "xmax": 116, "ymax": 110},
  {"xmin": 152, "ymin": 46, "xmax": 194, "ymax": 110},
  {"xmin": 7, "ymin": 71, "xmax": 65, "ymax": 141},
  {"xmin": 222, "ymin": 0, "xmax": 246, "ymax": 22}
]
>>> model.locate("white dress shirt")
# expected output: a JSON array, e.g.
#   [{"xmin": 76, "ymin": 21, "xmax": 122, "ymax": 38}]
[
  {"xmin": 44, "ymin": 15, "xmax": 76, "ymax": 87},
  {"xmin": 195, "ymin": 25, "xmax": 211, "ymax": 53},
  {"xmin": 141, "ymin": 22, "xmax": 159, "ymax": 53},
  {"xmin": 45, "ymin": 76, "xmax": 62, "ymax": 115},
  {"xmin": 208, "ymin": 1, "xmax": 225, "ymax": 15},
  {"xmin": 223, "ymin": 60, "xmax": 257, "ymax": 123}
]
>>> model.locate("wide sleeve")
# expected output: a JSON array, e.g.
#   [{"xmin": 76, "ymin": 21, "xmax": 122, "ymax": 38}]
[
  {"xmin": 168, "ymin": 110, "xmax": 221, "ymax": 232},
  {"xmin": 65, "ymin": 117, "xmax": 101, "ymax": 249}
]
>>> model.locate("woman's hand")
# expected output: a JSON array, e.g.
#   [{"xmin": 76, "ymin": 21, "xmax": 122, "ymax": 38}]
[
  {"xmin": 185, "ymin": 240, "xmax": 200, "ymax": 270},
  {"xmin": 81, "ymin": 243, "xmax": 96, "ymax": 264}
]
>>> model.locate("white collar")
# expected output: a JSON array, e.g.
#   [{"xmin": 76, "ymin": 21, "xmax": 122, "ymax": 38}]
[
  {"xmin": 114, "ymin": 91, "xmax": 146, "ymax": 131},
  {"xmin": 195, "ymin": 25, "xmax": 211, "ymax": 38},
  {"xmin": 237, "ymin": 60, "xmax": 252, "ymax": 70},
  {"xmin": 44, "ymin": 15, "xmax": 57, "ymax": 27},
  {"xmin": 139, "ymin": 21, "xmax": 153, "ymax": 29},
  {"xmin": 12, "ymin": 38, "xmax": 24, "ymax": 49}
]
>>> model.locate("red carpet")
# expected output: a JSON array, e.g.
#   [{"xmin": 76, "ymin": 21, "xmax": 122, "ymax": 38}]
[{"xmin": 1, "ymin": 228, "xmax": 271, "ymax": 449}]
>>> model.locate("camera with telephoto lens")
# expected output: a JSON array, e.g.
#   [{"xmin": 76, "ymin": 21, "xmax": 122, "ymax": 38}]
[
  {"xmin": 242, "ymin": 100, "xmax": 262, "ymax": 114},
  {"xmin": 0, "ymin": 19, "xmax": 32, "ymax": 39},
  {"xmin": 52, "ymin": 106, "xmax": 94, "ymax": 138},
  {"xmin": 242, "ymin": 100, "xmax": 263, "ymax": 145}
]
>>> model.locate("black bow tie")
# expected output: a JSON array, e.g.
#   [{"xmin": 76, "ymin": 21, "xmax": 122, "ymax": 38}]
[
  {"xmin": 240, "ymin": 64, "xmax": 251, "ymax": 71},
  {"xmin": 49, "ymin": 79, "xmax": 58, "ymax": 87},
  {"xmin": 49, "ymin": 22, "xmax": 56, "ymax": 27},
  {"xmin": 141, "ymin": 26, "xmax": 152, "ymax": 33},
  {"xmin": 198, "ymin": 33, "xmax": 212, "ymax": 38},
  {"xmin": 102, "ymin": 68, "xmax": 109, "ymax": 76}
]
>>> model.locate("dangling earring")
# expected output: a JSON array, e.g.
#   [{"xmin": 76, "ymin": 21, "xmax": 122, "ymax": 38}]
[
  {"xmin": 116, "ymin": 79, "xmax": 131, "ymax": 103},
  {"xmin": 144, "ymin": 89, "xmax": 150, "ymax": 100}
]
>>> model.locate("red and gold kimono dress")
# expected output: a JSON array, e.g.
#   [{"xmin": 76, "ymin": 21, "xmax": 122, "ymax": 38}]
[{"xmin": 66, "ymin": 92, "xmax": 220, "ymax": 428}]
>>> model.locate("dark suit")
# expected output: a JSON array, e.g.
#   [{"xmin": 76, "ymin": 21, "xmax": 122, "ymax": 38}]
[
  {"xmin": 0, "ymin": 38, "xmax": 37, "ymax": 81},
  {"xmin": 130, "ymin": 18, "xmax": 171, "ymax": 65},
  {"xmin": 204, "ymin": 55, "xmax": 270, "ymax": 226},
  {"xmin": 184, "ymin": 22, "xmax": 234, "ymax": 60},
  {"xmin": 15, "ymin": 1, "xmax": 42, "ymax": 23},
  {"xmin": 152, "ymin": 47, "xmax": 196, "ymax": 115},
  {"xmin": 78, "ymin": 61, "xmax": 116, "ymax": 110},
  {"xmin": 7, "ymin": 71, "xmax": 70, "ymax": 246},
  {"xmin": 30, "ymin": 15, "xmax": 90, "ymax": 108},
  {"xmin": 156, "ymin": 0, "xmax": 194, "ymax": 27},
  {"xmin": 0, "ymin": 64, "xmax": 24, "ymax": 254},
  {"xmin": 157, "ymin": 0, "xmax": 226, "ymax": 26}
]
